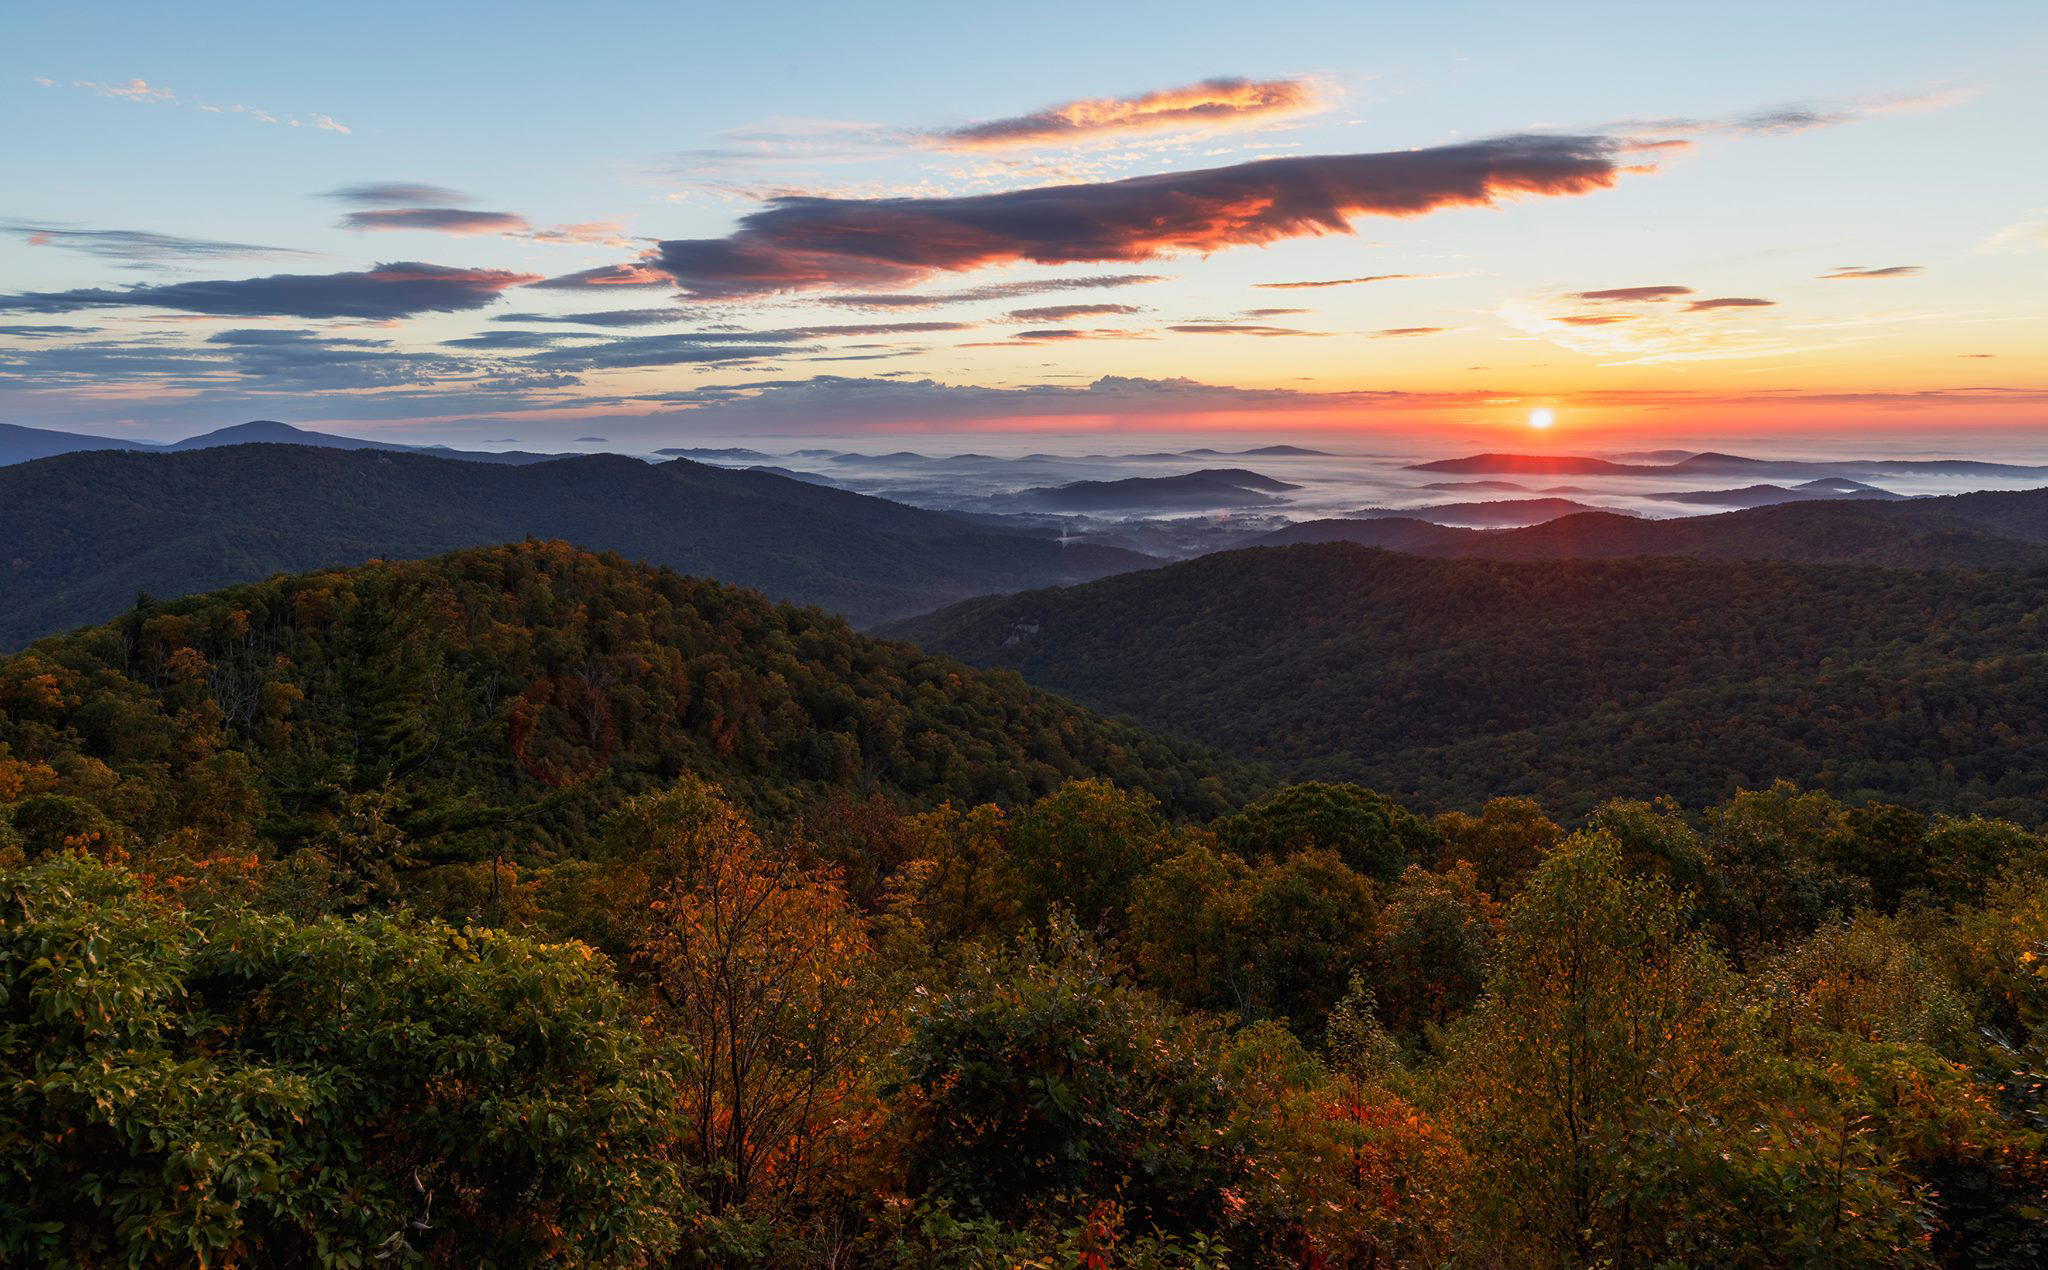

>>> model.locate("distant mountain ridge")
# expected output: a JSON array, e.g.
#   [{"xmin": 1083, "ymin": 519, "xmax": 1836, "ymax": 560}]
[
  {"xmin": 1261, "ymin": 486, "xmax": 2048, "ymax": 568},
  {"xmin": 0, "ymin": 418, "xmax": 568, "ymax": 467},
  {"xmin": 1007, "ymin": 468, "xmax": 1300, "ymax": 512},
  {"xmin": 0, "ymin": 443, "xmax": 1155, "ymax": 647},
  {"xmin": 1411, "ymin": 449, "xmax": 2048, "ymax": 480}
]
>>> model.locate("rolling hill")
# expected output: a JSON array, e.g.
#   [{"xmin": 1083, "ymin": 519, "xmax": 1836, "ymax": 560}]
[
  {"xmin": 888, "ymin": 542, "xmax": 2048, "ymax": 818},
  {"xmin": 0, "ymin": 444, "xmax": 1154, "ymax": 647},
  {"xmin": 0, "ymin": 542, "xmax": 1255, "ymax": 862}
]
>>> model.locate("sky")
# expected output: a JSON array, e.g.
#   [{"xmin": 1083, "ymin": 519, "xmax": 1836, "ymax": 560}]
[{"xmin": 3, "ymin": 0, "xmax": 2045, "ymax": 450}]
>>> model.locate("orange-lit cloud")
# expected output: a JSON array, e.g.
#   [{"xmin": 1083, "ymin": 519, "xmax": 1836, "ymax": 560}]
[
  {"xmin": 1685, "ymin": 296, "xmax": 1775, "ymax": 310},
  {"xmin": 651, "ymin": 136, "xmax": 1639, "ymax": 297},
  {"xmin": 928, "ymin": 77, "xmax": 1323, "ymax": 150},
  {"xmin": 1819, "ymin": 265, "xmax": 1921, "ymax": 279},
  {"xmin": 1371, "ymin": 326, "xmax": 1448, "ymax": 337},
  {"xmin": 529, "ymin": 263, "xmax": 674, "ymax": 290}
]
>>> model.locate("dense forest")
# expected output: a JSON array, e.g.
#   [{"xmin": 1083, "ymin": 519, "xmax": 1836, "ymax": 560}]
[
  {"xmin": 5, "ymin": 541, "xmax": 2046, "ymax": 1267},
  {"xmin": 0, "ymin": 443, "xmax": 1148, "ymax": 646},
  {"xmin": 890, "ymin": 542, "xmax": 2048, "ymax": 819}
]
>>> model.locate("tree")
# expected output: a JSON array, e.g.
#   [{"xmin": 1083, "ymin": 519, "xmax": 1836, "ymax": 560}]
[
  {"xmin": 1215, "ymin": 782, "xmax": 1437, "ymax": 883},
  {"xmin": 1433, "ymin": 796, "xmax": 1560, "ymax": 895},
  {"xmin": 0, "ymin": 852, "xmax": 682, "ymax": 1268},
  {"xmin": 1370, "ymin": 862, "xmax": 1501, "ymax": 1034},
  {"xmin": 1007, "ymin": 778, "xmax": 1168, "ymax": 930},
  {"xmin": 890, "ymin": 916, "xmax": 1236, "ymax": 1232},
  {"xmin": 1444, "ymin": 831, "xmax": 1926, "ymax": 1266},
  {"xmin": 634, "ymin": 779, "xmax": 893, "ymax": 1219}
]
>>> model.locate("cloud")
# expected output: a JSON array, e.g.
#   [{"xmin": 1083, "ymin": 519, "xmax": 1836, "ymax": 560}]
[
  {"xmin": 1370, "ymin": 326, "xmax": 1447, "ymax": 337},
  {"xmin": 46, "ymin": 77, "xmax": 349, "ymax": 134},
  {"xmin": 1004, "ymin": 302, "xmax": 1142, "ymax": 322},
  {"xmin": 0, "ymin": 324, "xmax": 97, "ymax": 339},
  {"xmin": 1608, "ymin": 87, "xmax": 1974, "ymax": 141},
  {"xmin": 529, "ymin": 263, "xmax": 675, "ymax": 290},
  {"xmin": 73, "ymin": 77, "xmax": 176, "ymax": 103},
  {"xmin": 520, "ymin": 221, "xmax": 634, "ymax": 247},
  {"xmin": 1571, "ymin": 285, "xmax": 1693, "ymax": 302},
  {"xmin": 1168, "ymin": 323, "xmax": 1323, "ymax": 336},
  {"xmin": 325, "ymin": 182, "xmax": 471, "ymax": 206},
  {"xmin": 647, "ymin": 135, "xmax": 1638, "ymax": 297},
  {"xmin": 927, "ymin": 77, "xmax": 1323, "ymax": 150},
  {"xmin": 509, "ymin": 320, "xmax": 975, "ymax": 370},
  {"xmin": 1500, "ymin": 290, "xmax": 1798, "ymax": 364},
  {"xmin": 1818, "ymin": 265, "xmax": 1921, "ymax": 279},
  {"xmin": 340, "ymin": 208, "xmax": 532, "ymax": 235},
  {"xmin": 5, "ymin": 222, "xmax": 315, "ymax": 266},
  {"xmin": 0, "ymin": 261, "xmax": 541, "ymax": 319},
  {"xmin": 963, "ymin": 327, "xmax": 1151, "ymax": 345},
  {"xmin": 493, "ymin": 309, "xmax": 687, "ymax": 327},
  {"xmin": 1981, "ymin": 211, "xmax": 2048, "ymax": 254},
  {"xmin": 1243, "ymin": 307, "xmax": 1308, "ymax": 317},
  {"xmin": 819, "ymin": 274, "xmax": 1167, "ymax": 309},
  {"xmin": 1255, "ymin": 273, "xmax": 1437, "ymax": 290}
]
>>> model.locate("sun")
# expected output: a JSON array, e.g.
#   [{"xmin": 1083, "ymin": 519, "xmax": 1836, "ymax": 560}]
[{"xmin": 1528, "ymin": 408, "xmax": 1556, "ymax": 430}]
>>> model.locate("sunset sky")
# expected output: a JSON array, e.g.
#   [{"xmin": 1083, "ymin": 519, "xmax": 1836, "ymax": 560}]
[{"xmin": 4, "ymin": 0, "xmax": 2045, "ymax": 447}]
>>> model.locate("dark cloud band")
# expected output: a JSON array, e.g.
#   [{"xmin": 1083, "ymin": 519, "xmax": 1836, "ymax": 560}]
[
  {"xmin": 0, "ymin": 261, "xmax": 540, "ymax": 319},
  {"xmin": 649, "ymin": 135, "xmax": 1634, "ymax": 297}
]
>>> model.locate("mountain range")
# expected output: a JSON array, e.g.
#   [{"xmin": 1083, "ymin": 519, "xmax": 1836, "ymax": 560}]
[
  {"xmin": 0, "ymin": 443, "xmax": 1152, "ymax": 648},
  {"xmin": 0, "ymin": 419, "xmax": 564, "ymax": 467}
]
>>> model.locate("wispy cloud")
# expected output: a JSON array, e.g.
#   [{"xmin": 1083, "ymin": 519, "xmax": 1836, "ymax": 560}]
[
  {"xmin": 40, "ymin": 75, "xmax": 351, "ymax": 133},
  {"xmin": 818, "ymin": 274, "xmax": 1168, "ymax": 309},
  {"xmin": 4, "ymin": 222, "xmax": 315, "ymax": 267},
  {"xmin": 1003, "ymin": 302, "xmax": 1142, "ymax": 322},
  {"xmin": 1254, "ymin": 272, "xmax": 1443, "ymax": 290},
  {"xmin": 1981, "ymin": 210, "xmax": 2048, "ymax": 254},
  {"xmin": 1819, "ymin": 265, "xmax": 1921, "ymax": 279},
  {"xmin": 1168, "ymin": 322, "xmax": 1325, "ymax": 337},
  {"xmin": 1685, "ymin": 296, "xmax": 1775, "ymax": 310}
]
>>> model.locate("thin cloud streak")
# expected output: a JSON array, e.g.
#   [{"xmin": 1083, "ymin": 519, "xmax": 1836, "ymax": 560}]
[{"xmin": 927, "ymin": 77, "xmax": 1324, "ymax": 150}]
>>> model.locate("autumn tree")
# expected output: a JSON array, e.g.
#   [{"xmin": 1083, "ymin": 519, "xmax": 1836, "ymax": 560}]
[{"xmin": 634, "ymin": 779, "xmax": 895, "ymax": 1220}]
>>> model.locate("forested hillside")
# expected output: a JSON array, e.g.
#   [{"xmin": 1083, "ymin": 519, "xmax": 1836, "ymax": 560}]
[
  {"xmin": 0, "ymin": 443, "xmax": 1150, "ymax": 645},
  {"xmin": 891, "ymin": 543, "xmax": 2048, "ymax": 818},
  {"xmin": 0, "ymin": 541, "xmax": 1251, "ymax": 872}
]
